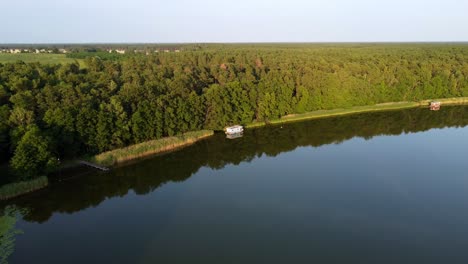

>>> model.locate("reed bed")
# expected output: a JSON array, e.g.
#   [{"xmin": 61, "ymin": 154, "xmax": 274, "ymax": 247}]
[
  {"xmin": 0, "ymin": 176, "xmax": 48, "ymax": 201},
  {"xmin": 91, "ymin": 130, "xmax": 214, "ymax": 166}
]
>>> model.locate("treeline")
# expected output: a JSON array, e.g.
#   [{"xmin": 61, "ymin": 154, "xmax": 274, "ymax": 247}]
[
  {"xmin": 66, "ymin": 51, "xmax": 133, "ymax": 61},
  {"xmin": 1, "ymin": 44, "xmax": 468, "ymax": 180}
]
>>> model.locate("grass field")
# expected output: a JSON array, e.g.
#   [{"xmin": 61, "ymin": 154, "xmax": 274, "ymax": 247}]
[{"xmin": 0, "ymin": 53, "xmax": 84, "ymax": 66}]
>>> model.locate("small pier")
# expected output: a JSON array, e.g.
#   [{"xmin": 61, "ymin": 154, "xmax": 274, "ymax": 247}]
[{"xmin": 78, "ymin": 160, "xmax": 110, "ymax": 171}]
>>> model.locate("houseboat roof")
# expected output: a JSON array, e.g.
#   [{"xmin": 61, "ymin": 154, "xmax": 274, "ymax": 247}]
[{"xmin": 226, "ymin": 125, "xmax": 243, "ymax": 129}]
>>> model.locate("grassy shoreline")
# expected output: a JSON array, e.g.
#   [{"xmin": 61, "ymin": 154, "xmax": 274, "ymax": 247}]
[
  {"xmin": 0, "ymin": 176, "xmax": 48, "ymax": 201},
  {"xmin": 246, "ymin": 97, "xmax": 468, "ymax": 128},
  {"xmin": 90, "ymin": 130, "xmax": 214, "ymax": 167},
  {"xmin": 89, "ymin": 96, "xmax": 468, "ymax": 167}
]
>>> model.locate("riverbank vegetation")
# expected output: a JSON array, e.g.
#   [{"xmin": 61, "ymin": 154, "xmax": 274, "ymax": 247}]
[
  {"xmin": 419, "ymin": 96, "xmax": 468, "ymax": 105},
  {"xmin": 247, "ymin": 97, "xmax": 468, "ymax": 128},
  {"xmin": 0, "ymin": 177, "xmax": 48, "ymax": 201},
  {"xmin": 1, "ymin": 43, "xmax": 468, "ymax": 183},
  {"xmin": 247, "ymin": 101, "xmax": 420, "ymax": 128},
  {"xmin": 9, "ymin": 105, "xmax": 468, "ymax": 223},
  {"xmin": 91, "ymin": 130, "xmax": 214, "ymax": 166}
]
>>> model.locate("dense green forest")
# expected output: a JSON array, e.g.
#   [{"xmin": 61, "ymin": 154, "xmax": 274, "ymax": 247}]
[{"xmin": 1, "ymin": 44, "xmax": 468, "ymax": 181}]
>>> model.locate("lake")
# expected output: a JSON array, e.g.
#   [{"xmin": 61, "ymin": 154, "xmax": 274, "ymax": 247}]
[{"xmin": 3, "ymin": 105, "xmax": 468, "ymax": 263}]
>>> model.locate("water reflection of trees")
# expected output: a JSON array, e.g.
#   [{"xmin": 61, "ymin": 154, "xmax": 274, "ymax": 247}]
[
  {"xmin": 8, "ymin": 106, "xmax": 468, "ymax": 223},
  {"xmin": 0, "ymin": 206, "xmax": 24, "ymax": 263}
]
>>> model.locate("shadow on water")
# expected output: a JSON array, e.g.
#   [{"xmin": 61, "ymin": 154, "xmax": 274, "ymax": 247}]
[{"xmin": 3, "ymin": 105, "xmax": 468, "ymax": 223}]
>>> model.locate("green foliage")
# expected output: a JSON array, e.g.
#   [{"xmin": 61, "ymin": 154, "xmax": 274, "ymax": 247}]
[
  {"xmin": 66, "ymin": 51, "xmax": 131, "ymax": 61},
  {"xmin": 0, "ymin": 85, "xmax": 7, "ymax": 104},
  {"xmin": 8, "ymin": 107, "xmax": 34, "ymax": 127},
  {"xmin": 0, "ymin": 206, "xmax": 25, "ymax": 263},
  {"xmin": 0, "ymin": 177, "xmax": 48, "ymax": 201},
  {"xmin": 1, "ymin": 44, "xmax": 468, "ymax": 181},
  {"xmin": 295, "ymin": 86, "xmax": 309, "ymax": 113},
  {"xmin": 10, "ymin": 127, "xmax": 58, "ymax": 180},
  {"xmin": 0, "ymin": 106, "xmax": 10, "ymax": 160}
]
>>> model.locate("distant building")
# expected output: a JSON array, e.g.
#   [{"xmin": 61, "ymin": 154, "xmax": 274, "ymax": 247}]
[
  {"xmin": 115, "ymin": 49, "xmax": 126, "ymax": 54},
  {"xmin": 59, "ymin": 48, "xmax": 68, "ymax": 54}
]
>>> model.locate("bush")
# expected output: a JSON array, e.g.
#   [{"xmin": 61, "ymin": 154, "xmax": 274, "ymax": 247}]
[{"xmin": 10, "ymin": 126, "xmax": 58, "ymax": 180}]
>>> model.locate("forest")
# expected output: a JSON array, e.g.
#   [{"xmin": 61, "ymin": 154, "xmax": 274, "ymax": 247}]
[{"xmin": 1, "ymin": 44, "xmax": 468, "ymax": 181}]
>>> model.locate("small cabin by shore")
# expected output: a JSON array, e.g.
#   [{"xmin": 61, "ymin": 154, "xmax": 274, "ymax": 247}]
[
  {"xmin": 225, "ymin": 125, "xmax": 243, "ymax": 135},
  {"xmin": 429, "ymin": 101, "xmax": 441, "ymax": 111}
]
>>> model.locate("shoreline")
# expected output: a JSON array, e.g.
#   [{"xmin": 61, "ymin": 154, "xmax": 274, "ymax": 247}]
[
  {"xmin": 89, "ymin": 96, "xmax": 468, "ymax": 167},
  {"xmin": 2, "ymin": 97, "xmax": 468, "ymax": 201},
  {"xmin": 246, "ymin": 97, "xmax": 468, "ymax": 128},
  {"xmin": 89, "ymin": 130, "xmax": 214, "ymax": 167},
  {"xmin": 0, "ymin": 176, "xmax": 48, "ymax": 201}
]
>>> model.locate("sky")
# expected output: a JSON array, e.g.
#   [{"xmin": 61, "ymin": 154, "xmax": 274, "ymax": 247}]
[{"xmin": 1, "ymin": 0, "xmax": 467, "ymax": 43}]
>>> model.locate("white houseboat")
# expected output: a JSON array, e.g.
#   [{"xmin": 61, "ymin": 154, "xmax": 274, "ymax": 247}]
[{"xmin": 225, "ymin": 125, "xmax": 244, "ymax": 135}]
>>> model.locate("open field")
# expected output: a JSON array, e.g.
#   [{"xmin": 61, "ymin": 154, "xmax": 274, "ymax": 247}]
[{"xmin": 0, "ymin": 53, "xmax": 84, "ymax": 65}]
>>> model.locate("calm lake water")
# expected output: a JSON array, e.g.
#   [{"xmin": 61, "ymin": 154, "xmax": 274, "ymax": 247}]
[{"xmin": 4, "ymin": 105, "xmax": 468, "ymax": 263}]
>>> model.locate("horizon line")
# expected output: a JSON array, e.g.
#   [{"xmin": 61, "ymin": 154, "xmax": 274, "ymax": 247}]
[{"xmin": 1, "ymin": 41, "xmax": 468, "ymax": 46}]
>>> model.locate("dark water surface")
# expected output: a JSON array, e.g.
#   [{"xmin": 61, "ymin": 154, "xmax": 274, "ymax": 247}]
[{"xmin": 4, "ymin": 106, "xmax": 468, "ymax": 263}]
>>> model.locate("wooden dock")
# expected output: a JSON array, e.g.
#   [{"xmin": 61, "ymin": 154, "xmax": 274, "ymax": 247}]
[{"xmin": 78, "ymin": 160, "xmax": 110, "ymax": 171}]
